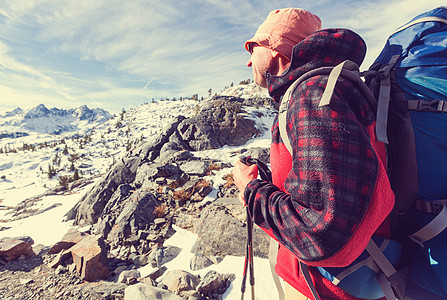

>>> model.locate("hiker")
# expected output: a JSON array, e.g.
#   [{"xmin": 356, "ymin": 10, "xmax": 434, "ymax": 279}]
[{"xmin": 233, "ymin": 8, "xmax": 395, "ymax": 300}]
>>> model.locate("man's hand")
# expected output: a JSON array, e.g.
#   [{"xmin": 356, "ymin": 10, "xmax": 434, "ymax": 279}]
[{"xmin": 232, "ymin": 159, "xmax": 258, "ymax": 205}]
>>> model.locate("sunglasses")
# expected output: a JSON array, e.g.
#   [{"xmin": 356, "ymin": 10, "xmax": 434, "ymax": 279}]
[{"xmin": 247, "ymin": 43, "xmax": 257, "ymax": 54}]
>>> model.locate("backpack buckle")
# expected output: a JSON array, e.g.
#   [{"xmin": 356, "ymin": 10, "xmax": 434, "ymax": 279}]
[
  {"xmin": 416, "ymin": 100, "xmax": 444, "ymax": 112},
  {"xmin": 415, "ymin": 200, "xmax": 445, "ymax": 214},
  {"xmin": 377, "ymin": 55, "xmax": 400, "ymax": 79}
]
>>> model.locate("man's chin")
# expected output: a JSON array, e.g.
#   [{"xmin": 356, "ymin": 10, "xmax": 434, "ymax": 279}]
[{"xmin": 254, "ymin": 79, "xmax": 267, "ymax": 88}]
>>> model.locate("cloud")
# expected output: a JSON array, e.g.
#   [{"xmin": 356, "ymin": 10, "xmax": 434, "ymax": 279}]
[{"xmin": 0, "ymin": 0, "xmax": 445, "ymax": 115}]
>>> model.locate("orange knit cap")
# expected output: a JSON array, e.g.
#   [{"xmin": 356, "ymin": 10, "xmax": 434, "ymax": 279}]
[{"xmin": 245, "ymin": 8, "xmax": 322, "ymax": 60}]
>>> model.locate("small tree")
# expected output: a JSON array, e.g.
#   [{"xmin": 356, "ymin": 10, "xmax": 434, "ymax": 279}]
[
  {"xmin": 48, "ymin": 165, "xmax": 57, "ymax": 179},
  {"xmin": 73, "ymin": 168, "xmax": 80, "ymax": 181}
]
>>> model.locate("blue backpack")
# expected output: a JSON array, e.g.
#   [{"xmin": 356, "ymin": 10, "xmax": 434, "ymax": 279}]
[
  {"xmin": 362, "ymin": 6, "xmax": 447, "ymax": 299},
  {"xmin": 275, "ymin": 6, "xmax": 447, "ymax": 300}
]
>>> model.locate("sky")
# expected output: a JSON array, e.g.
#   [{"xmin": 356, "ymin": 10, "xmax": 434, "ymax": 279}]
[{"xmin": 0, "ymin": 0, "xmax": 445, "ymax": 114}]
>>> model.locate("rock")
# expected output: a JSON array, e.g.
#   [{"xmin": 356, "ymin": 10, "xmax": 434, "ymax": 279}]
[
  {"xmin": 154, "ymin": 218, "xmax": 166, "ymax": 226},
  {"xmin": 147, "ymin": 266, "xmax": 167, "ymax": 281},
  {"xmin": 50, "ymin": 249, "xmax": 72, "ymax": 268},
  {"xmin": 161, "ymin": 270, "xmax": 200, "ymax": 293},
  {"xmin": 192, "ymin": 200, "xmax": 270, "ymax": 258},
  {"xmin": 137, "ymin": 164, "xmax": 182, "ymax": 182},
  {"xmin": 190, "ymin": 254, "xmax": 214, "ymax": 271},
  {"xmin": 196, "ymin": 270, "xmax": 228, "ymax": 296},
  {"xmin": 179, "ymin": 161, "xmax": 208, "ymax": 176},
  {"xmin": 107, "ymin": 191, "xmax": 159, "ymax": 244},
  {"xmin": 155, "ymin": 246, "xmax": 181, "ymax": 267},
  {"xmin": 48, "ymin": 228, "xmax": 87, "ymax": 254},
  {"xmin": 32, "ymin": 244, "xmax": 49, "ymax": 256},
  {"xmin": 75, "ymin": 281, "xmax": 127, "ymax": 299},
  {"xmin": 70, "ymin": 235, "xmax": 108, "ymax": 282},
  {"xmin": 174, "ymin": 213, "xmax": 196, "ymax": 231},
  {"xmin": 130, "ymin": 115, "xmax": 187, "ymax": 161},
  {"xmin": 55, "ymin": 265, "xmax": 67, "ymax": 275},
  {"xmin": 138, "ymin": 277, "xmax": 155, "ymax": 286},
  {"xmin": 124, "ymin": 283, "xmax": 183, "ymax": 300},
  {"xmin": 164, "ymin": 150, "xmax": 195, "ymax": 164},
  {"xmin": 0, "ymin": 238, "xmax": 35, "ymax": 262},
  {"xmin": 131, "ymin": 254, "xmax": 149, "ymax": 267},
  {"xmin": 178, "ymin": 97, "xmax": 261, "ymax": 150},
  {"xmin": 0, "ymin": 235, "xmax": 34, "ymax": 245},
  {"xmin": 66, "ymin": 156, "xmax": 141, "ymax": 226},
  {"xmin": 117, "ymin": 269, "xmax": 141, "ymax": 284},
  {"xmin": 181, "ymin": 290, "xmax": 201, "ymax": 300}
]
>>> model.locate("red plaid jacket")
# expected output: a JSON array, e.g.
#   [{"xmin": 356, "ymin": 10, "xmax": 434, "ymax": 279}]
[{"xmin": 244, "ymin": 29, "xmax": 395, "ymax": 299}]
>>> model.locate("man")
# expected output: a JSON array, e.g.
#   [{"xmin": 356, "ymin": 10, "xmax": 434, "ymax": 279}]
[{"xmin": 233, "ymin": 8, "xmax": 394, "ymax": 300}]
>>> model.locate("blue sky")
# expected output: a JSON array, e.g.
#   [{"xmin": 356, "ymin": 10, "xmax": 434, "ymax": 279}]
[{"xmin": 0, "ymin": 0, "xmax": 444, "ymax": 114}]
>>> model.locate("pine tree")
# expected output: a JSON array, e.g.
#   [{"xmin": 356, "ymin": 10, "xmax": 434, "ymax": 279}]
[{"xmin": 73, "ymin": 168, "xmax": 80, "ymax": 181}]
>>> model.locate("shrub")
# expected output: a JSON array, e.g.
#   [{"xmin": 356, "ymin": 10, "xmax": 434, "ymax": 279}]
[
  {"xmin": 223, "ymin": 174, "xmax": 234, "ymax": 188},
  {"xmin": 153, "ymin": 204, "xmax": 168, "ymax": 218}
]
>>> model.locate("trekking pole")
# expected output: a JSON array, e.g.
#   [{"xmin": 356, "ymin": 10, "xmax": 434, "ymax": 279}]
[
  {"xmin": 241, "ymin": 241, "xmax": 249, "ymax": 300},
  {"xmin": 239, "ymin": 156, "xmax": 262, "ymax": 300},
  {"xmin": 247, "ymin": 205, "xmax": 255, "ymax": 300},
  {"xmin": 239, "ymin": 155, "xmax": 273, "ymax": 299}
]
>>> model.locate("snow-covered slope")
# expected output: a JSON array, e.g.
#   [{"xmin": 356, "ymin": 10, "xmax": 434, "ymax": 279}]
[{"xmin": 0, "ymin": 98, "xmax": 203, "ymax": 207}]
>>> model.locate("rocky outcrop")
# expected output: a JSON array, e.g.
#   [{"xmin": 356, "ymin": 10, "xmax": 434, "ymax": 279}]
[
  {"xmin": 65, "ymin": 97, "xmax": 272, "ymax": 249},
  {"xmin": 178, "ymin": 97, "xmax": 260, "ymax": 151}
]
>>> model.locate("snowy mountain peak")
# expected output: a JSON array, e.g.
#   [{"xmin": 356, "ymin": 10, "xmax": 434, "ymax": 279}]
[
  {"xmin": 71, "ymin": 105, "xmax": 112, "ymax": 122},
  {"xmin": 1, "ymin": 107, "xmax": 23, "ymax": 118},
  {"xmin": 24, "ymin": 104, "xmax": 52, "ymax": 119},
  {"xmin": 1, "ymin": 104, "xmax": 114, "ymax": 136}
]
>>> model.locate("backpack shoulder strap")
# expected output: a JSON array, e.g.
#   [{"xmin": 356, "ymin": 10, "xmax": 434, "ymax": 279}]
[
  {"xmin": 279, "ymin": 60, "xmax": 374, "ymax": 155},
  {"xmin": 276, "ymin": 60, "xmax": 377, "ymax": 300}
]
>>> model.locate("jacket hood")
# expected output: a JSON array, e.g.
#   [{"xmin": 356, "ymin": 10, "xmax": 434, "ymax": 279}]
[{"xmin": 266, "ymin": 28, "xmax": 366, "ymax": 102}]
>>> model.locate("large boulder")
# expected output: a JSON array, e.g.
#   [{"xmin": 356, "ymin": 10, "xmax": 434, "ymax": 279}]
[
  {"xmin": 48, "ymin": 228, "xmax": 87, "ymax": 254},
  {"xmin": 70, "ymin": 234, "xmax": 109, "ymax": 282},
  {"xmin": 124, "ymin": 283, "xmax": 183, "ymax": 300},
  {"xmin": 161, "ymin": 270, "xmax": 200, "ymax": 293},
  {"xmin": 177, "ymin": 97, "xmax": 261, "ymax": 150},
  {"xmin": 130, "ymin": 115, "xmax": 188, "ymax": 162},
  {"xmin": 192, "ymin": 197, "xmax": 270, "ymax": 258},
  {"xmin": 0, "ymin": 237, "xmax": 35, "ymax": 263}
]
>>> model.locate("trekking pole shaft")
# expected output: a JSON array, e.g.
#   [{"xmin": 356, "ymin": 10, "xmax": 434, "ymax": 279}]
[{"xmin": 246, "ymin": 206, "xmax": 255, "ymax": 300}]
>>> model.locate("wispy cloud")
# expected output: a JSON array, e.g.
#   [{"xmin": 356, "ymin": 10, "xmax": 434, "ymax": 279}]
[{"xmin": 0, "ymin": 0, "xmax": 445, "ymax": 114}]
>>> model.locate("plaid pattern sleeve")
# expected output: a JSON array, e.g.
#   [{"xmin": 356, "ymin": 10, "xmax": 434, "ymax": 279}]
[{"xmin": 244, "ymin": 75, "xmax": 380, "ymax": 263}]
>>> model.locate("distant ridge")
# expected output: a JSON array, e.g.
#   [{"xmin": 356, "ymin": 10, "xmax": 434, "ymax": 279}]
[{"xmin": 0, "ymin": 104, "xmax": 113, "ymax": 135}]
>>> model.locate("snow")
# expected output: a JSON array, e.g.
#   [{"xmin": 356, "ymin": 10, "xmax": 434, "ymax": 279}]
[
  {"xmin": 0, "ymin": 192, "xmax": 82, "ymax": 245},
  {"xmin": 0, "ymin": 86, "xmax": 281, "ymax": 299}
]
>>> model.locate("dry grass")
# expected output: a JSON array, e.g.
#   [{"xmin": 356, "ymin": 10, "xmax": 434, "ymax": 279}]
[
  {"xmin": 223, "ymin": 174, "xmax": 234, "ymax": 188},
  {"xmin": 194, "ymin": 179, "xmax": 210, "ymax": 190},
  {"xmin": 173, "ymin": 189, "xmax": 190, "ymax": 202},
  {"xmin": 153, "ymin": 204, "xmax": 168, "ymax": 218}
]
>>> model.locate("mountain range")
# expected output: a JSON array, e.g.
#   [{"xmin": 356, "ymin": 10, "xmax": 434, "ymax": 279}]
[{"xmin": 0, "ymin": 104, "xmax": 113, "ymax": 137}]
